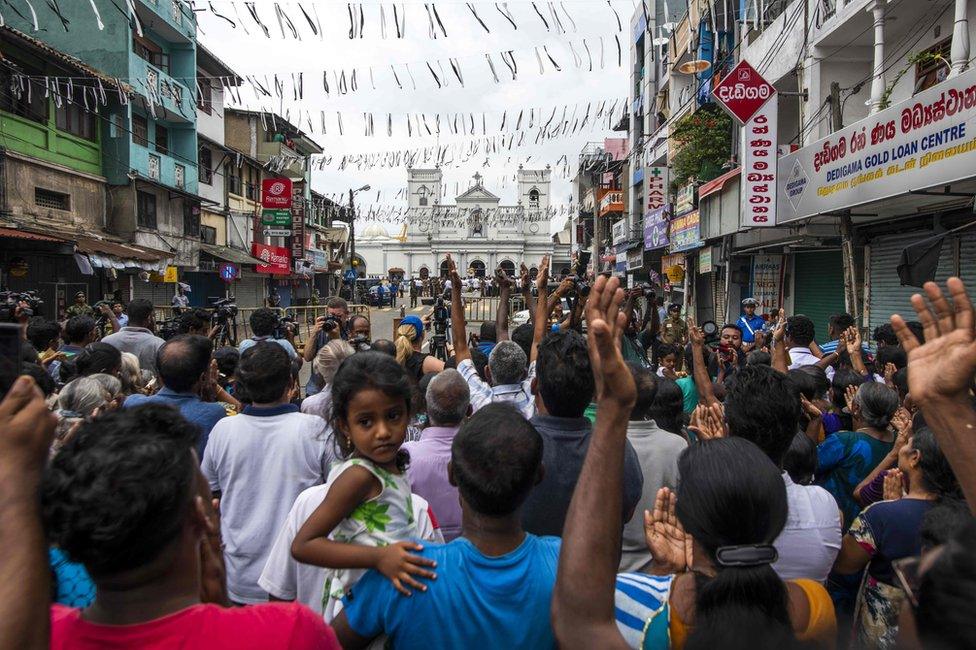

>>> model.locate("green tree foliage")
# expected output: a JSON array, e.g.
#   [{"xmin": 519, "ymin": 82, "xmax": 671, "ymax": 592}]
[{"xmin": 669, "ymin": 105, "xmax": 733, "ymax": 194}]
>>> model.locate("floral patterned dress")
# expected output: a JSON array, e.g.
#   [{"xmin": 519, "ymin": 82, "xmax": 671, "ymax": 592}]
[
  {"xmin": 321, "ymin": 457, "xmax": 419, "ymax": 621},
  {"xmin": 849, "ymin": 498, "xmax": 934, "ymax": 648}
]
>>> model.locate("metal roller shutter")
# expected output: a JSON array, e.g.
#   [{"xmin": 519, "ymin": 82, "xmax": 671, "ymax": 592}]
[
  {"xmin": 959, "ymin": 232, "xmax": 976, "ymax": 285},
  {"xmin": 131, "ymin": 278, "xmax": 177, "ymax": 308},
  {"xmin": 230, "ymin": 271, "xmax": 267, "ymax": 309},
  {"xmin": 867, "ymin": 232, "xmax": 953, "ymax": 333},
  {"xmin": 792, "ymin": 250, "xmax": 846, "ymax": 344}
]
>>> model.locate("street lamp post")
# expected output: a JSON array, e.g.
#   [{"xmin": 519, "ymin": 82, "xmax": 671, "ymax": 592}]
[
  {"xmin": 346, "ymin": 184, "xmax": 370, "ymax": 282},
  {"xmin": 348, "ymin": 185, "xmax": 370, "ymax": 296}
]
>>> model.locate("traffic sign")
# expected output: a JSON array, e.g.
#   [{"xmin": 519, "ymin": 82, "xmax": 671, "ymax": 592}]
[
  {"xmin": 261, "ymin": 209, "xmax": 292, "ymax": 227},
  {"xmin": 262, "ymin": 178, "xmax": 293, "ymax": 209},
  {"xmin": 712, "ymin": 60, "xmax": 776, "ymax": 125},
  {"xmin": 264, "ymin": 228, "xmax": 292, "ymax": 237},
  {"xmin": 218, "ymin": 263, "xmax": 239, "ymax": 283}
]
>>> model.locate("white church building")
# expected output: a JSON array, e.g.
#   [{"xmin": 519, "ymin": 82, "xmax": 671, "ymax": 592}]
[{"xmin": 356, "ymin": 167, "xmax": 558, "ymax": 279}]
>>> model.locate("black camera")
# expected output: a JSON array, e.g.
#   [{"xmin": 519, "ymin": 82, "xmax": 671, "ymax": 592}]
[
  {"xmin": 275, "ymin": 314, "xmax": 298, "ymax": 339},
  {"xmin": 348, "ymin": 334, "xmax": 371, "ymax": 352},
  {"xmin": 158, "ymin": 318, "xmax": 181, "ymax": 341},
  {"xmin": 322, "ymin": 315, "xmax": 342, "ymax": 332},
  {"xmin": 210, "ymin": 296, "xmax": 238, "ymax": 322},
  {"xmin": 432, "ymin": 297, "xmax": 449, "ymax": 334},
  {"xmin": 0, "ymin": 290, "xmax": 43, "ymax": 322}
]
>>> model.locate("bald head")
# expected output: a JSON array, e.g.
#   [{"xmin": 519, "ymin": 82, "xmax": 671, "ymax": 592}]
[
  {"xmin": 156, "ymin": 334, "xmax": 213, "ymax": 392},
  {"xmin": 425, "ymin": 369, "xmax": 471, "ymax": 427}
]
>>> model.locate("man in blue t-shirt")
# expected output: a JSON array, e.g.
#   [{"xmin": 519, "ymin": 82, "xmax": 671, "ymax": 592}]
[
  {"xmin": 737, "ymin": 297, "xmax": 766, "ymax": 349},
  {"xmin": 332, "ymin": 403, "xmax": 560, "ymax": 649}
]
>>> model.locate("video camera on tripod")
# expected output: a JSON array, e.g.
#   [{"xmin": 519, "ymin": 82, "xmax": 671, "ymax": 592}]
[{"xmin": 429, "ymin": 296, "xmax": 449, "ymax": 361}]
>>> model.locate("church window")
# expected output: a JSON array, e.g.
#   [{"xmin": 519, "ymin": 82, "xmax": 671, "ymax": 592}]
[{"xmin": 529, "ymin": 189, "xmax": 540, "ymax": 207}]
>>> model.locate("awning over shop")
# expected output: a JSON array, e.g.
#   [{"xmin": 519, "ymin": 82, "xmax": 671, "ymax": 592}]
[
  {"xmin": 74, "ymin": 237, "xmax": 171, "ymax": 272},
  {"xmin": 0, "ymin": 227, "xmax": 68, "ymax": 243},
  {"xmin": 199, "ymin": 243, "xmax": 265, "ymax": 266},
  {"xmin": 698, "ymin": 167, "xmax": 740, "ymax": 200}
]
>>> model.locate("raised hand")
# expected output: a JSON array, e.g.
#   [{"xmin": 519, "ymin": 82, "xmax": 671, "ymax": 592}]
[
  {"xmin": 883, "ymin": 469, "xmax": 905, "ymax": 501},
  {"xmin": 844, "ymin": 383, "xmax": 858, "ymax": 414},
  {"xmin": 892, "ymin": 278, "xmax": 976, "ymax": 405},
  {"xmin": 537, "ymin": 255, "xmax": 551, "ymax": 289},
  {"xmin": 891, "ymin": 407, "xmax": 913, "ymax": 443},
  {"xmin": 687, "ymin": 317, "xmax": 704, "ymax": 347},
  {"xmin": 884, "ymin": 362, "xmax": 898, "ymax": 389},
  {"xmin": 584, "ymin": 274, "xmax": 635, "ymax": 409},
  {"xmin": 446, "ymin": 254, "xmax": 461, "ymax": 286},
  {"xmin": 800, "ymin": 395, "xmax": 822, "ymax": 420},
  {"xmin": 644, "ymin": 488, "xmax": 693, "ymax": 574},
  {"xmin": 495, "ymin": 267, "xmax": 512, "ymax": 290},
  {"xmin": 694, "ymin": 402, "xmax": 726, "ymax": 440},
  {"xmin": 772, "ymin": 308, "xmax": 787, "ymax": 343}
]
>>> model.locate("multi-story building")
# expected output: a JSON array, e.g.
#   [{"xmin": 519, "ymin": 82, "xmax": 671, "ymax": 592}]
[
  {"xmin": 5, "ymin": 0, "xmax": 207, "ymax": 309},
  {"xmin": 617, "ymin": 0, "xmax": 976, "ymax": 340},
  {"xmin": 0, "ymin": 26, "xmax": 172, "ymax": 318},
  {"xmin": 180, "ymin": 43, "xmax": 268, "ymax": 306},
  {"xmin": 224, "ymin": 108, "xmax": 324, "ymax": 306}
]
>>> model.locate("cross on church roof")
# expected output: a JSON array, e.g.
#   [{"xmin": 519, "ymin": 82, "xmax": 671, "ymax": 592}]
[{"xmin": 473, "ymin": 172, "xmax": 482, "ymax": 186}]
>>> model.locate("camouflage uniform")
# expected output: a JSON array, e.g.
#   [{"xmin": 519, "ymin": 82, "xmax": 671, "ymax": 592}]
[
  {"xmin": 660, "ymin": 316, "xmax": 688, "ymax": 346},
  {"xmin": 65, "ymin": 303, "xmax": 94, "ymax": 319}
]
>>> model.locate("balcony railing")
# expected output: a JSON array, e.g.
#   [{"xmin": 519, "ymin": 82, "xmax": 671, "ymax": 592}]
[{"xmin": 598, "ymin": 189, "xmax": 624, "ymax": 217}]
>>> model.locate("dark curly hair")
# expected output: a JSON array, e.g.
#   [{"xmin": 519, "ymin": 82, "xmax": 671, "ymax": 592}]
[
  {"xmin": 329, "ymin": 351, "xmax": 414, "ymax": 472},
  {"xmin": 41, "ymin": 404, "xmax": 199, "ymax": 577}
]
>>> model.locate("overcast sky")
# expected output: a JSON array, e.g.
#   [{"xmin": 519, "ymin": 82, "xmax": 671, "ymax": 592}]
[{"xmin": 197, "ymin": 0, "xmax": 635, "ymax": 230}]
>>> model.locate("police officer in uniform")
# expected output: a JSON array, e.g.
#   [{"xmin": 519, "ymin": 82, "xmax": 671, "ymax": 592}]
[{"xmin": 737, "ymin": 297, "xmax": 766, "ymax": 350}]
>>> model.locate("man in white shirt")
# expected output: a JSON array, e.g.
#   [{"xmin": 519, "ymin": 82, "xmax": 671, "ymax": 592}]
[
  {"xmin": 202, "ymin": 342, "xmax": 333, "ymax": 604},
  {"xmin": 259, "ymin": 486, "xmax": 442, "ymax": 616},
  {"xmin": 785, "ymin": 314, "xmax": 834, "ymax": 380},
  {"xmin": 723, "ymin": 365, "xmax": 842, "ymax": 582}
]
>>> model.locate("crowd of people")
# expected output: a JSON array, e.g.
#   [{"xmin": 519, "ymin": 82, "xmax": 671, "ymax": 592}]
[{"xmin": 3, "ymin": 256, "xmax": 976, "ymax": 650}]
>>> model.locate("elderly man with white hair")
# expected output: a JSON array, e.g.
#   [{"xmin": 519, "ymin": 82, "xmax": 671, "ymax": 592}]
[{"xmin": 402, "ymin": 369, "xmax": 471, "ymax": 541}]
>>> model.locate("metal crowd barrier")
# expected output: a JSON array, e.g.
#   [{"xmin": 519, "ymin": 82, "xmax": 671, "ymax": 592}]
[{"xmin": 152, "ymin": 303, "xmax": 371, "ymax": 348}]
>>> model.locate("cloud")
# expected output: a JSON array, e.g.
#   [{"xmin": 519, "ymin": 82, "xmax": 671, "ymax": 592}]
[{"xmin": 198, "ymin": 0, "xmax": 634, "ymax": 230}]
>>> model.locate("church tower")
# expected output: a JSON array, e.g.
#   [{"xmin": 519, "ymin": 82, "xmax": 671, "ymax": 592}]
[
  {"xmin": 407, "ymin": 168, "xmax": 443, "ymax": 237},
  {"xmin": 517, "ymin": 166, "xmax": 552, "ymax": 240}
]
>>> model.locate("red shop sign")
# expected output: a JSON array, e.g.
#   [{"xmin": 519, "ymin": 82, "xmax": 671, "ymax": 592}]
[
  {"xmin": 262, "ymin": 178, "xmax": 293, "ymax": 209},
  {"xmin": 712, "ymin": 60, "xmax": 776, "ymax": 126},
  {"xmin": 252, "ymin": 243, "xmax": 291, "ymax": 275}
]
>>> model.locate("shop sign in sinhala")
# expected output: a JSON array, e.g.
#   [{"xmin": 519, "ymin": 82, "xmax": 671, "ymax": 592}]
[{"xmin": 777, "ymin": 65, "xmax": 976, "ymax": 222}]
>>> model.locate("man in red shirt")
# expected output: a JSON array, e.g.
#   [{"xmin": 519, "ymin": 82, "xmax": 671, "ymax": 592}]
[{"xmin": 42, "ymin": 403, "xmax": 339, "ymax": 650}]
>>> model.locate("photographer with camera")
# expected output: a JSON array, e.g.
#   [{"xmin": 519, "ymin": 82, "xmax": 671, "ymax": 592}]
[
  {"xmin": 239, "ymin": 308, "xmax": 300, "ymax": 364},
  {"xmin": 302, "ymin": 297, "xmax": 352, "ymax": 396}
]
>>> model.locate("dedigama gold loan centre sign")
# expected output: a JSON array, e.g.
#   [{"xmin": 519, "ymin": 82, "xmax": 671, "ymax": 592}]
[{"xmin": 777, "ymin": 66, "xmax": 976, "ymax": 223}]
